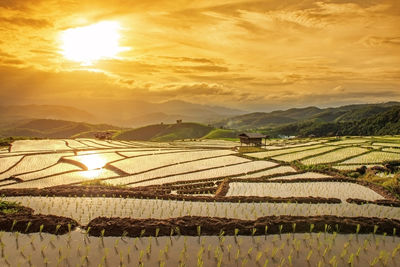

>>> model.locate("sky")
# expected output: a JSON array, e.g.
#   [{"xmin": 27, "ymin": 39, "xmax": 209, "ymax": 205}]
[{"xmin": 0, "ymin": 0, "xmax": 399, "ymax": 111}]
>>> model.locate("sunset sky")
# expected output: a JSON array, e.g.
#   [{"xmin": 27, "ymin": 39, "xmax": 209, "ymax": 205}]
[{"xmin": 0, "ymin": 0, "xmax": 399, "ymax": 111}]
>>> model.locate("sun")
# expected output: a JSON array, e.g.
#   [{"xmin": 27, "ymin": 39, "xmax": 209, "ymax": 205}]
[{"xmin": 60, "ymin": 21, "xmax": 128, "ymax": 65}]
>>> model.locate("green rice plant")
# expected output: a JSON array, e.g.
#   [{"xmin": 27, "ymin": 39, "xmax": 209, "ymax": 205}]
[
  {"xmin": 288, "ymin": 254, "xmax": 292, "ymax": 266},
  {"xmin": 251, "ymin": 228, "xmax": 257, "ymax": 236},
  {"xmin": 235, "ymin": 249, "xmax": 240, "ymax": 261},
  {"xmin": 356, "ymin": 224, "xmax": 361, "ymax": 235},
  {"xmin": 392, "ymin": 244, "xmax": 400, "ymax": 258},
  {"xmin": 234, "ymin": 228, "xmax": 239, "ymax": 237},
  {"xmin": 356, "ymin": 247, "xmax": 362, "ymax": 257},
  {"xmin": 329, "ymin": 255, "xmax": 337, "ymax": 265},
  {"xmin": 122, "ymin": 230, "xmax": 128, "ymax": 239},
  {"xmin": 348, "ymin": 253, "xmax": 354, "ymax": 266},
  {"xmin": 10, "ymin": 220, "xmax": 17, "ymax": 232},
  {"xmin": 340, "ymin": 248, "xmax": 348, "ymax": 259},
  {"xmin": 155, "ymin": 228, "xmax": 160, "ymax": 238},
  {"xmin": 271, "ymin": 247, "xmax": 278, "ymax": 259},
  {"xmin": 306, "ymin": 250, "xmax": 313, "ymax": 261},
  {"xmin": 25, "ymin": 221, "xmax": 32, "ymax": 233},
  {"xmin": 323, "ymin": 247, "xmax": 329, "ymax": 257},
  {"xmin": 247, "ymin": 247, "xmax": 253, "ymax": 256},
  {"xmin": 369, "ymin": 256, "xmax": 378, "ymax": 266},
  {"xmin": 140, "ymin": 229, "xmax": 146, "ymax": 238},
  {"xmin": 373, "ymin": 225, "xmax": 379, "ymax": 235},
  {"xmin": 256, "ymin": 251, "xmax": 262, "ymax": 262},
  {"xmin": 197, "ymin": 226, "xmax": 201, "ymax": 237},
  {"xmin": 292, "ymin": 223, "xmax": 296, "ymax": 233},
  {"xmin": 219, "ymin": 229, "xmax": 225, "ymax": 237},
  {"xmin": 54, "ymin": 224, "xmax": 61, "ymax": 234}
]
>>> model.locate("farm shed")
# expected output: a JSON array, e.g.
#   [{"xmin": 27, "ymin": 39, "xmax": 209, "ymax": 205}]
[
  {"xmin": 94, "ymin": 132, "xmax": 113, "ymax": 140},
  {"xmin": 238, "ymin": 133, "xmax": 268, "ymax": 146}
]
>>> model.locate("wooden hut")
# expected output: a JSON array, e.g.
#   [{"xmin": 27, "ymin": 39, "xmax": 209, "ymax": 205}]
[
  {"xmin": 94, "ymin": 132, "xmax": 112, "ymax": 140},
  {"xmin": 238, "ymin": 133, "xmax": 268, "ymax": 146}
]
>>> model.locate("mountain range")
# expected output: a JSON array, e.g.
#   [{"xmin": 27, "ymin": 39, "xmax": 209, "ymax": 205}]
[
  {"xmin": 213, "ymin": 102, "xmax": 400, "ymax": 130},
  {"xmin": 0, "ymin": 101, "xmax": 399, "ymax": 140}
]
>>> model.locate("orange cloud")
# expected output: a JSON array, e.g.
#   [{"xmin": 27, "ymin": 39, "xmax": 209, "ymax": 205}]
[{"xmin": 0, "ymin": 0, "xmax": 398, "ymax": 110}]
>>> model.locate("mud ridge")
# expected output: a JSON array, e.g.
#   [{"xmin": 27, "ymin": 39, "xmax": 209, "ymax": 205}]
[
  {"xmin": 0, "ymin": 186, "xmax": 341, "ymax": 203},
  {"xmin": 85, "ymin": 215, "xmax": 400, "ymax": 237},
  {"xmin": 215, "ymin": 178, "xmax": 229, "ymax": 197},
  {"xmin": 346, "ymin": 198, "xmax": 400, "ymax": 207},
  {"xmin": 0, "ymin": 213, "xmax": 79, "ymax": 234}
]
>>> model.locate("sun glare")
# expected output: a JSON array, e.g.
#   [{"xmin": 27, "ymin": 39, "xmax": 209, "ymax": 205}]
[
  {"xmin": 80, "ymin": 154, "xmax": 107, "ymax": 170},
  {"xmin": 60, "ymin": 21, "xmax": 128, "ymax": 65}
]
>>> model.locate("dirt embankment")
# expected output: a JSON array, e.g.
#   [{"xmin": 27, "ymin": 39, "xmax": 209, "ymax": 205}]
[
  {"xmin": 0, "ymin": 213, "xmax": 78, "ymax": 234},
  {"xmin": 346, "ymin": 198, "xmax": 400, "ymax": 207},
  {"xmin": 0, "ymin": 186, "xmax": 341, "ymax": 204},
  {"xmin": 86, "ymin": 215, "xmax": 400, "ymax": 237}
]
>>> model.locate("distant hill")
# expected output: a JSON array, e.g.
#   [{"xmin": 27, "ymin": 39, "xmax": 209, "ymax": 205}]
[
  {"xmin": 0, "ymin": 105, "xmax": 96, "ymax": 123},
  {"xmin": 0, "ymin": 102, "xmax": 246, "ymax": 128},
  {"xmin": 214, "ymin": 102, "xmax": 400, "ymax": 130},
  {"xmin": 265, "ymin": 106, "xmax": 400, "ymax": 137},
  {"xmin": 0, "ymin": 119, "xmax": 120, "ymax": 139},
  {"xmin": 71, "ymin": 99, "xmax": 246, "ymax": 127},
  {"xmin": 114, "ymin": 122, "xmax": 237, "ymax": 141}
]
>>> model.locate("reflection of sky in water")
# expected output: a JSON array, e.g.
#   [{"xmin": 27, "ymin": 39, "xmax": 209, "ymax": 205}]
[
  {"xmin": 79, "ymin": 154, "xmax": 107, "ymax": 178},
  {"xmin": 79, "ymin": 154, "xmax": 107, "ymax": 170},
  {"xmin": 82, "ymin": 169, "xmax": 103, "ymax": 179}
]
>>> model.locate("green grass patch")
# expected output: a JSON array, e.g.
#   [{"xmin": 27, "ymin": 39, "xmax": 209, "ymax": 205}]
[
  {"xmin": 237, "ymin": 146, "xmax": 267, "ymax": 153},
  {"xmin": 203, "ymin": 129, "xmax": 238, "ymax": 139},
  {"xmin": 0, "ymin": 200, "xmax": 24, "ymax": 214}
]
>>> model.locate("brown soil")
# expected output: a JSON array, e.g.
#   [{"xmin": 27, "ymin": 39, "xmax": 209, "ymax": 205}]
[
  {"xmin": 176, "ymin": 187, "xmax": 217, "ymax": 195},
  {"xmin": 215, "ymin": 178, "xmax": 229, "ymax": 197},
  {"xmin": 85, "ymin": 215, "xmax": 400, "ymax": 237},
  {"xmin": 0, "ymin": 213, "xmax": 79, "ymax": 234},
  {"xmin": 0, "ymin": 186, "xmax": 341, "ymax": 204},
  {"xmin": 346, "ymin": 198, "xmax": 400, "ymax": 207},
  {"xmin": 163, "ymin": 181, "xmax": 216, "ymax": 190}
]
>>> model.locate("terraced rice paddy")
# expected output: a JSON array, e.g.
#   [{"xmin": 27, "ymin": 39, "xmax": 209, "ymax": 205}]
[
  {"xmin": 272, "ymin": 146, "xmax": 337, "ymax": 162},
  {"xmin": 2, "ymin": 196, "xmax": 399, "ymax": 225},
  {"xmin": 226, "ymin": 182, "xmax": 384, "ymax": 201},
  {"xmin": 1, "ymin": 231, "xmax": 399, "ymax": 267},
  {"xmin": 0, "ymin": 155, "xmax": 23, "ymax": 172},
  {"xmin": 340, "ymin": 151, "xmax": 400, "ymax": 164},
  {"xmin": 374, "ymin": 142, "xmax": 400, "ymax": 148},
  {"xmin": 300, "ymin": 147, "xmax": 368, "ymax": 165},
  {"xmin": 124, "ymin": 160, "xmax": 277, "ymax": 187},
  {"xmin": 244, "ymin": 144, "xmax": 323, "ymax": 159},
  {"xmin": 268, "ymin": 172, "xmax": 332, "ymax": 180},
  {"xmin": 1, "ymin": 137, "xmax": 400, "ymax": 266}
]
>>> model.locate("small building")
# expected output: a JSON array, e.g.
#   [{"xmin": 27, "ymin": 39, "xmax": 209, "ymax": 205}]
[
  {"xmin": 94, "ymin": 132, "xmax": 113, "ymax": 140},
  {"xmin": 176, "ymin": 119, "xmax": 182, "ymax": 124},
  {"xmin": 238, "ymin": 132, "xmax": 268, "ymax": 147}
]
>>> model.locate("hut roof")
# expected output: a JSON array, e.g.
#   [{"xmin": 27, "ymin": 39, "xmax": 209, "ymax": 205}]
[{"xmin": 238, "ymin": 132, "xmax": 267, "ymax": 138}]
